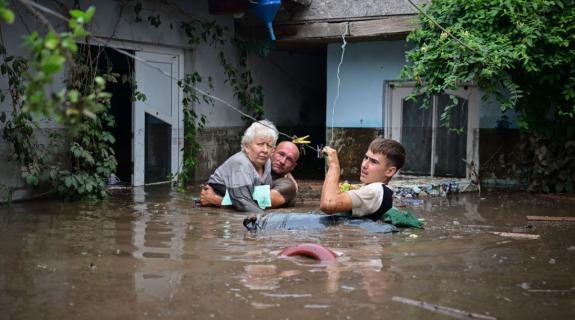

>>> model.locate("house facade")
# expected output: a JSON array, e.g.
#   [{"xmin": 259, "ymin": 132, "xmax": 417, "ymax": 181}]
[
  {"xmin": 1, "ymin": 0, "xmax": 520, "ymax": 202},
  {"xmin": 0, "ymin": 0, "xmax": 325, "ymax": 201},
  {"xmin": 240, "ymin": 0, "xmax": 519, "ymax": 181}
]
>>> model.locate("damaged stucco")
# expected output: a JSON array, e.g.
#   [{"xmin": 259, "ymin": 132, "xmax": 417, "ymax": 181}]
[
  {"xmin": 275, "ymin": 0, "xmax": 425, "ymax": 22},
  {"xmin": 327, "ymin": 127, "xmax": 381, "ymax": 181}
]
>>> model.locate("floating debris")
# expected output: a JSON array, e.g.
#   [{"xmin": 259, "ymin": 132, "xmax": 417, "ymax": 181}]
[
  {"xmin": 251, "ymin": 302, "xmax": 280, "ymax": 309},
  {"xmin": 392, "ymin": 296, "xmax": 497, "ymax": 320},
  {"xmin": 520, "ymin": 282, "xmax": 531, "ymax": 290},
  {"xmin": 260, "ymin": 293, "xmax": 312, "ymax": 298},
  {"xmin": 527, "ymin": 288, "xmax": 574, "ymax": 293},
  {"xmin": 526, "ymin": 215, "xmax": 575, "ymax": 222},
  {"xmin": 401, "ymin": 199, "xmax": 424, "ymax": 206},
  {"xmin": 491, "ymin": 232, "xmax": 540, "ymax": 240},
  {"xmin": 304, "ymin": 304, "xmax": 329, "ymax": 309}
]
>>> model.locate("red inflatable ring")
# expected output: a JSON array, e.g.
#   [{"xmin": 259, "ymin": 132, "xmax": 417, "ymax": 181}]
[{"xmin": 279, "ymin": 243, "xmax": 338, "ymax": 262}]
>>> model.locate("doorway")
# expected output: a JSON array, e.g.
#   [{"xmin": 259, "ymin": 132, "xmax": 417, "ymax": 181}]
[
  {"xmin": 133, "ymin": 51, "xmax": 183, "ymax": 186},
  {"xmin": 88, "ymin": 45, "xmax": 183, "ymax": 186},
  {"xmin": 88, "ymin": 45, "xmax": 134, "ymax": 184}
]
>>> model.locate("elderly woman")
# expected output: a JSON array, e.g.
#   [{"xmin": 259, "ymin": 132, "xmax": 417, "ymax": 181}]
[{"xmin": 206, "ymin": 120, "xmax": 278, "ymax": 213}]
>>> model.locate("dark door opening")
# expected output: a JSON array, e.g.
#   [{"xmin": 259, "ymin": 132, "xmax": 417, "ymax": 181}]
[
  {"xmin": 280, "ymin": 47, "xmax": 327, "ymax": 180},
  {"xmin": 144, "ymin": 113, "xmax": 171, "ymax": 184},
  {"xmin": 88, "ymin": 45, "xmax": 134, "ymax": 184}
]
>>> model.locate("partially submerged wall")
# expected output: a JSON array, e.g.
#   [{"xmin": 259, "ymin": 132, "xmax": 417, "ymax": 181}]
[
  {"xmin": 479, "ymin": 128, "xmax": 521, "ymax": 183},
  {"xmin": 324, "ymin": 40, "xmax": 407, "ymax": 179},
  {"xmin": 195, "ymin": 127, "xmax": 244, "ymax": 182},
  {"xmin": 1, "ymin": 0, "xmax": 326, "ymax": 201},
  {"xmin": 327, "ymin": 128, "xmax": 381, "ymax": 181},
  {"xmin": 0, "ymin": 3, "xmax": 70, "ymax": 202}
]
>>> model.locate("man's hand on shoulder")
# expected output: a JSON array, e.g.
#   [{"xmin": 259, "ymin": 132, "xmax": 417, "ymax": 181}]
[
  {"xmin": 200, "ymin": 184, "xmax": 222, "ymax": 207},
  {"xmin": 284, "ymin": 172, "xmax": 298, "ymax": 192}
]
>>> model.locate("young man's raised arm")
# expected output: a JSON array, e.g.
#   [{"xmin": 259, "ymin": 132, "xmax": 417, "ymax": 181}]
[{"xmin": 320, "ymin": 147, "xmax": 353, "ymax": 213}]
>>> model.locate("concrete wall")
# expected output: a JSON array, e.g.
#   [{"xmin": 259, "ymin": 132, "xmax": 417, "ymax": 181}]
[
  {"xmin": 326, "ymin": 40, "xmax": 409, "ymax": 128},
  {"xmin": 1, "ymin": 2, "xmax": 71, "ymax": 201},
  {"xmin": 326, "ymin": 39, "xmax": 520, "ymax": 129},
  {"xmin": 328, "ymin": 128, "xmax": 381, "ymax": 181},
  {"xmin": 276, "ymin": 0, "xmax": 427, "ymax": 22}
]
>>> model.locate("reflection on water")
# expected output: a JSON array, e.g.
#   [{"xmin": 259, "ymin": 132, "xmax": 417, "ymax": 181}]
[
  {"xmin": 0, "ymin": 187, "xmax": 574, "ymax": 319},
  {"xmin": 131, "ymin": 187, "xmax": 191, "ymax": 303}
]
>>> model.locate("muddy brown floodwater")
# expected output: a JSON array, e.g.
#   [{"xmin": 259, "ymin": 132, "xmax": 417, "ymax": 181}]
[{"xmin": 0, "ymin": 187, "xmax": 574, "ymax": 319}]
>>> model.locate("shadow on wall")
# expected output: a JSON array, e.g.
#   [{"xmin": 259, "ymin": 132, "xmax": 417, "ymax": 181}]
[
  {"xmin": 327, "ymin": 128, "xmax": 381, "ymax": 182},
  {"xmin": 194, "ymin": 126, "xmax": 245, "ymax": 182},
  {"xmin": 278, "ymin": 124, "xmax": 326, "ymax": 180}
]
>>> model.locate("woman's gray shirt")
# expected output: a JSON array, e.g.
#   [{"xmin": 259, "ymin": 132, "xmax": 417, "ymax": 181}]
[{"xmin": 207, "ymin": 151, "xmax": 272, "ymax": 213}]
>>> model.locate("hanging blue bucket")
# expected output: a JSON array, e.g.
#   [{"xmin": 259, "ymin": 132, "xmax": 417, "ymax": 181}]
[{"xmin": 250, "ymin": 0, "xmax": 281, "ymax": 41}]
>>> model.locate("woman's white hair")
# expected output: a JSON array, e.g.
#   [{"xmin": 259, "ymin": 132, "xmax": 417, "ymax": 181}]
[{"xmin": 241, "ymin": 120, "xmax": 278, "ymax": 147}]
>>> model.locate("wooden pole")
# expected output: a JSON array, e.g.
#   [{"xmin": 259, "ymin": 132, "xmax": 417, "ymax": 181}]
[{"xmin": 526, "ymin": 216, "xmax": 575, "ymax": 222}]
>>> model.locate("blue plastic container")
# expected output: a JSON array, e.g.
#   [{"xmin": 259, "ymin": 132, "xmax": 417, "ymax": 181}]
[{"xmin": 251, "ymin": 0, "xmax": 281, "ymax": 40}]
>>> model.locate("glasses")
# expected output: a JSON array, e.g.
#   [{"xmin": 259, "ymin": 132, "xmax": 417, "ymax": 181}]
[{"xmin": 275, "ymin": 151, "xmax": 296, "ymax": 166}]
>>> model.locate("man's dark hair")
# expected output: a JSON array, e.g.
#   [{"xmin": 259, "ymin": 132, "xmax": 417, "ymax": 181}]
[
  {"xmin": 368, "ymin": 138, "xmax": 405, "ymax": 169},
  {"xmin": 272, "ymin": 178, "xmax": 297, "ymax": 207}
]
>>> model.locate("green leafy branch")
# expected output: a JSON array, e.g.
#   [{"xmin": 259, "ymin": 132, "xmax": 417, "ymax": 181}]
[
  {"xmin": 22, "ymin": 7, "xmax": 101, "ymax": 130},
  {"xmin": 1, "ymin": 4, "xmax": 118, "ymax": 201},
  {"xmin": 403, "ymin": 0, "xmax": 574, "ymax": 134},
  {"xmin": 175, "ymin": 72, "xmax": 213, "ymax": 191},
  {"xmin": 0, "ymin": 43, "xmax": 51, "ymax": 191},
  {"xmin": 219, "ymin": 48, "xmax": 264, "ymax": 121},
  {"xmin": 403, "ymin": 0, "xmax": 575, "ymax": 192},
  {"xmin": 0, "ymin": 0, "xmax": 14, "ymax": 23}
]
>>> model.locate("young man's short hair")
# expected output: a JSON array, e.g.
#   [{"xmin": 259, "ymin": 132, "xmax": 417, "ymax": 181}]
[{"xmin": 368, "ymin": 138, "xmax": 405, "ymax": 170}]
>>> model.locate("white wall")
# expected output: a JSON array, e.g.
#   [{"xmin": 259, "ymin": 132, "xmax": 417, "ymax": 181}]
[
  {"xmin": 326, "ymin": 40, "xmax": 408, "ymax": 128},
  {"xmin": 82, "ymin": 0, "xmax": 317, "ymax": 128},
  {"xmin": 1, "ymin": 0, "xmax": 322, "ymax": 195},
  {"xmin": 2, "ymin": 0, "xmax": 319, "ymax": 131}
]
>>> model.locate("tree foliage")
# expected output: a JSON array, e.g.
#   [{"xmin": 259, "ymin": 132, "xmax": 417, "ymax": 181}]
[
  {"xmin": 1, "ymin": 5, "xmax": 117, "ymax": 201},
  {"xmin": 403, "ymin": 0, "xmax": 575, "ymax": 136},
  {"xmin": 0, "ymin": 0, "xmax": 13, "ymax": 24},
  {"xmin": 403, "ymin": 0, "xmax": 575, "ymax": 192}
]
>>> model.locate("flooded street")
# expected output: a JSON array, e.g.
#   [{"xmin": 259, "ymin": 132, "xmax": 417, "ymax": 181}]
[{"xmin": 0, "ymin": 187, "xmax": 574, "ymax": 319}]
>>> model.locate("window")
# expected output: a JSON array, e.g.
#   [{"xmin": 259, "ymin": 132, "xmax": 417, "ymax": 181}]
[{"xmin": 385, "ymin": 82, "xmax": 479, "ymax": 178}]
